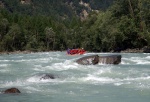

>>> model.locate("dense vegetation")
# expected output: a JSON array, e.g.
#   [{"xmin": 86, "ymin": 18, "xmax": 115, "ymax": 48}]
[{"xmin": 0, "ymin": 0, "xmax": 150, "ymax": 52}]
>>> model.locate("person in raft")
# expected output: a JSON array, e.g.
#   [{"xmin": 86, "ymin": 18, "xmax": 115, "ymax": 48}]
[{"xmin": 67, "ymin": 48, "xmax": 71, "ymax": 54}]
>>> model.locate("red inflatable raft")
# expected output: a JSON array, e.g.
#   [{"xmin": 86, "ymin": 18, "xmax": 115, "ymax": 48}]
[{"xmin": 67, "ymin": 49, "xmax": 86, "ymax": 55}]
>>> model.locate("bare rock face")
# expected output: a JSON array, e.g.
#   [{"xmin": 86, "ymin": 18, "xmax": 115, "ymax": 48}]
[
  {"xmin": 76, "ymin": 54, "xmax": 121, "ymax": 65},
  {"xmin": 4, "ymin": 88, "xmax": 21, "ymax": 94},
  {"xmin": 20, "ymin": 0, "xmax": 31, "ymax": 4}
]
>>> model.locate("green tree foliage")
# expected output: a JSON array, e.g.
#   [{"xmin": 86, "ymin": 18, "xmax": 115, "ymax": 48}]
[
  {"xmin": 45, "ymin": 27, "xmax": 56, "ymax": 50},
  {"xmin": 0, "ymin": 18, "xmax": 9, "ymax": 40},
  {"xmin": 79, "ymin": 0, "xmax": 150, "ymax": 52},
  {"xmin": 0, "ymin": 0, "xmax": 150, "ymax": 52}
]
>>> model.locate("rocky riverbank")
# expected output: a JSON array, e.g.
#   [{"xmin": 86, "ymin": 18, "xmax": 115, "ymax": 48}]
[
  {"xmin": 120, "ymin": 48, "xmax": 143, "ymax": 53},
  {"xmin": 0, "ymin": 46, "xmax": 150, "ymax": 55},
  {"xmin": 0, "ymin": 50, "xmax": 33, "ymax": 55},
  {"xmin": 120, "ymin": 46, "xmax": 150, "ymax": 53},
  {"xmin": 0, "ymin": 50, "xmax": 62, "ymax": 55}
]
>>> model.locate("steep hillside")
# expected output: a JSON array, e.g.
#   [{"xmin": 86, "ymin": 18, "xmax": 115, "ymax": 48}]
[
  {"xmin": 1, "ymin": 0, "xmax": 114, "ymax": 21},
  {"xmin": 0, "ymin": 0, "xmax": 150, "ymax": 52}
]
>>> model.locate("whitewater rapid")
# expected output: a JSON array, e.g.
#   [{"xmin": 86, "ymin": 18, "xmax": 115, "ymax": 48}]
[{"xmin": 0, "ymin": 52, "xmax": 150, "ymax": 102}]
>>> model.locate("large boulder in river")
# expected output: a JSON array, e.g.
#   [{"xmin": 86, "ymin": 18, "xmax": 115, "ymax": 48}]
[
  {"xmin": 3, "ymin": 88, "xmax": 21, "ymax": 94},
  {"xmin": 99, "ymin": 55, "xmax": 121, "ymax": 64},
  {"xmin": 76, "ymin": 55, "xmax": 99, "ymax": 65},
  {"xmin": 76, "ymin": 54, "xmax": 121, "ymax": 65}
]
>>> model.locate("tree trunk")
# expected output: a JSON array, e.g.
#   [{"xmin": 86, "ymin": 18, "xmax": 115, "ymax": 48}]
[{"xmin": 128, "ymin": 0, "xmax": 134, "ymax": 18}]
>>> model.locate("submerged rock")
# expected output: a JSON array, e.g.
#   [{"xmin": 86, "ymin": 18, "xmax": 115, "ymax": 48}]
[
  {"xmin": 39, "ymin": 73, "xmax": 56, "ymax": 80},
  {"xmin": 76, "ymin": 54, "xmax": 121, "ymax": 65},
  {"xmin": 3, "ymin": 88, "xmax": 21, "ymax": 94}
]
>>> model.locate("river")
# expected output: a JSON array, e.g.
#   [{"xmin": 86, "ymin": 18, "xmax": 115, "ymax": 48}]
[{"xmin": 0, "ymin": 52, "xmax": 150, "ymax": 102}]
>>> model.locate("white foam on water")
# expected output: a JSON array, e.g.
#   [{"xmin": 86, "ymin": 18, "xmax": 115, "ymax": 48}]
[
  {"xmin": 33, "ymin": 68, "xmax": 45, "ymax": 71},
  {"xmin": 0, "ymin": 64, "xmax": 8, "ymax": 67},
  {"xmin": 1, "ymin": 52, "xmax": 150, "ymax": 98},
  {"xmin": 32, "ymin": 65, "xmax": 46, "ymax": 71},
  {"xmin": 26, "ymin": 76, "xmax": 69, "ymax": 85},
  {"xmin": 145, "ymin": 56, "xmax": 150, "ymax": 59},
  {"xmin": 14, "ymin": 57, "xmax": 48, "ymax": 63},
  {"xmin": 124, "ymin": 76, "xmax": 150, "ymax": 81},
  {"xmin": 0, "ymin": 60, "xmax": 9, "ymax": 62},
  {"xmin": 114, "ymin": 82, "xmax": 124, "ymax": 86},
  {"xmin": 26, "ymin": 73, "xmax": 60, "ymax": 84},
  {"xmin": 93, "ymin": 67, "xmax": 113, "ymax": 75},
  {"xmin": 27, "ymin": 76, "xmax": 44, "ymax": 83},
  {"xmin": 25, "ymin": 86, "xmax": 42, "ymax": 93},
  {"xmin": 1, "ymin": 79, "xmax": 27, "ymax": 88},
  {"xmin": 93, "ymin": 69, "xmax": 105, "ymax": 75},
  {"xmin": 48, "ymin": 60, "xmax": 79, "ymax": 71},
  {"xmin": 121, "ymin": 61, "xmax": 130, "ymax": 64},
  {"xmin": 120, "ymin": 57, "xmax": 134, "ymax": 64},
  {"xmin": 81, "ymin": 74, "xmax": 116, "ymax": 84},
  {"xmin": 137, "ymin": 60, "xmax": 150, "ymax": 64},
  {"xmin": 74, "ymin": 69, "xmax": 150, "ymax": 89},
  {"xmin": 31, "ymin": 58, "xmax": 79, "ymax": 72},
  {"xmin": 130, "ymin": 56, "xmax": 150, "ymax": 64},
  {"xmin": 131, "ymin": 57, "xmax": 149, "ymax": 64},
  {"xmin": 25, "ymin": 86, "xmax": 60, "ymax": 94},
  {"xmin": 83, "ymin": 52, "xmax": 96, "ymax": 56},
  {"xmin": 0, "ymin": 69, "xmax": 9, "ymax": 72},
  {"xmin": 38, "ymin": 58, "xmax": 55, "ymax": 63},
  {"xmin": 121, "ymin": 58, "xmax": 130, "ymax": 64},
  {"xmin": 122, "ymin": 56, "xmax": 150, "ymax": 65},
  {"xmin": 113, "ymin": 76, "xmax": 150, "ymax": 89},
  {"xmin": 27, "ymin": 77, "xmax": 55, "ymax": 83}
]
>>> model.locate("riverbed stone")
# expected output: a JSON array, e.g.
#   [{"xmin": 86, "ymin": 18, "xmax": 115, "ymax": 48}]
[
  {"xmin": 99, "ymin": 55, "xmax": 121, "ymax": 64},
  {"xmin": 4, "ymin": 88, "xmax": 21, "ymax": 93},
  {"xmin": 40, "ymin": 73, "xmax": 56, "ymax": 80},
  {"xmin": 76, "ymin": 54, "xmax": 121, "ymax": 65}
]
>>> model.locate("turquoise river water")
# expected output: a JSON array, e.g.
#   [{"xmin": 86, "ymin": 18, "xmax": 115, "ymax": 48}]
[{"xmin": 0, "ymin": 52, "xmax": 150, "ymax": 102}]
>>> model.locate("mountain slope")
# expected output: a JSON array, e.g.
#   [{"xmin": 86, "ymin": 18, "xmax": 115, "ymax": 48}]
[{"xmin": 1, "ymin": 0, "xmax": 114, "ymax": 20}]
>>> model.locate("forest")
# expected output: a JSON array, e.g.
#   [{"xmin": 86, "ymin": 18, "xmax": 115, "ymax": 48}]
[{"xmin": 0, "ymin": 0, "xmax": 150, "ymax": 52}]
